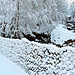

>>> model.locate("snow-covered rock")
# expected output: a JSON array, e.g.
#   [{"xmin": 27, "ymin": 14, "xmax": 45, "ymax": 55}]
[{"xmin": 51, "ymin": 24, "xmax": 75, "ymax": 46}]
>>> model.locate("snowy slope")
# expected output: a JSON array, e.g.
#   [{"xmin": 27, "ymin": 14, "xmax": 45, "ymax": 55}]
[
  {"xmin": 0, "ymin": 36, "xmax": 75, "ymax": 75},
  {"xmin": 0, "ymin": 53, "xmax": 28, "ymax": 75}
]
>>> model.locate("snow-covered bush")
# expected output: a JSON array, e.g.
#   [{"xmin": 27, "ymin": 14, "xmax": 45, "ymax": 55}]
[{"xmin": 0, "ymin": 0, "xmax": 68, "ymax": 39}]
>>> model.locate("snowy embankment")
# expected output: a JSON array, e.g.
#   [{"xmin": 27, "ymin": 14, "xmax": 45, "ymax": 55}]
[{"xmin": 0, "ymin": 36, "xmax": 75, "ymax": 75}]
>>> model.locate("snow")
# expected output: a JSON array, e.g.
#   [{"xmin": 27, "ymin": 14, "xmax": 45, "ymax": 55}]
[
  {"xmin": 51, "ymin": 24, "xmax": 75, "ymax": 45},
  {"xmin": 0, "ymin": 1, "xmax": 75, "ymax": 74},
  {"xmin": 66, "ymin": 0, "xmax": 75, "ymax": 8},
  {"xmin": 0, "ymin": 35, "xmax": 75, "ymax": 75},
  {"xmin": 0, "ymin": 16, "xmax": 5, "ymax": 23},
  {"xmin": 0, "ymin": 53, "xmax": 28, "ymax": 75},
  {"xmin": 0, "ymin": 0, "xmax": 68, "ymax": 38}
]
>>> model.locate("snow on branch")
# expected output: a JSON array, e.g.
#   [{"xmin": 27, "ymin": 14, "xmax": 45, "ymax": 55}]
[{"xmin": 0, "ymin": 0, "xmax": 68, "ymax": 38}]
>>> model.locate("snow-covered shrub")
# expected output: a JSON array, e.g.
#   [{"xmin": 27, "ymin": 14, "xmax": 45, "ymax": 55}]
[{"xmin": 0, "ymin": 0, "xmax": 68, "ymax": 39}]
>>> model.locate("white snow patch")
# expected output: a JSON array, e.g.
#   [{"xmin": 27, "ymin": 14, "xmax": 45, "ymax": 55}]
[
  {"xmin": 51, "ymin": 24, "xmax": 75, "ymax": 45},
  {"xmin": 0, "ymin": 53, "xmax": 28, "ymax": 75}
]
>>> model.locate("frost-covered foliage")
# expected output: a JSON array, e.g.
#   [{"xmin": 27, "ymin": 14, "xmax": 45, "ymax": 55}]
[
  {"xmin": 55, "ymin": 0, "xmax": 68, "ymax": 21},
  {"xmin": 0, "ymin": 0, "xmax": 17, "ymax": 38},
  {"xmin": 0, "ymin": 0, "xmax": 68, "ymax": 38},
  {"xmin": 69, "ymin": 2, "xmax": 75, "ymax": 19}
]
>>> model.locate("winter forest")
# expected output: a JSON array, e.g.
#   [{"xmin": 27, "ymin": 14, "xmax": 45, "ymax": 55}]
[{"xmin": 0, "ymin": 0, "xmax": 75, "ymax": 75}]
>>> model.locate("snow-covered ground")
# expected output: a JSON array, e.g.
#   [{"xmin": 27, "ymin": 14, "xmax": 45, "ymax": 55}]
[
  {"xmin": 0, "ymin": 34, "xmax": 75, "ymax": 75},
  {"xmin": 0, "ymin": 53, "xmax": 28, "ymax": 75}
]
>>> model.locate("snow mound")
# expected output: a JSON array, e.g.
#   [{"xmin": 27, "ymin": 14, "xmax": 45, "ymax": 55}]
[{"xmin": 51, "ymin": 24, "xmax": 75, "ymax": 46}]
